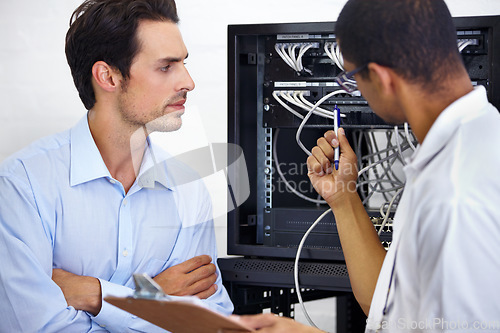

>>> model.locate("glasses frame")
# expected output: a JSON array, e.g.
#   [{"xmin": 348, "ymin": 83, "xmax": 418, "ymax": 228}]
[{"xmin": 334, "ymin": 64, "xmax": 367, "ymax": 93}]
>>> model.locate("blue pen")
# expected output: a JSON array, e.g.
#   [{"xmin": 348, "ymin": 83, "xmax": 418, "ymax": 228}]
[{"xmin": 334, "ymin": 105, "xmax": 340, "ymax": 170}]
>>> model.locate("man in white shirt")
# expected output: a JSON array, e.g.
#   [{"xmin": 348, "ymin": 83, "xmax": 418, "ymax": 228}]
[{"xmin": 236, "ymin": 0, "xmax": 500, "ymax": 331}]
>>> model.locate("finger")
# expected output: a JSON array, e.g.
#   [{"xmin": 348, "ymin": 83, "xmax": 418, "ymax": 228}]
[
  {"xmin": 188, "ymin": 263, "xmax": 216, "ymax": 283},
  {"xmin": 306, "ymin": 154, "xmax": 324, "ymax": 176},
  {"xmin": 173, "ymin": 255, "xmax": 213, "ymax": 274},
  {"xmin": 193, "ymin": 281, "xmax": 218, "ymax": 299},
  {"xmin": 326, "ymin": 127, "xmax": 355, "ymax": 158},
  {"xmin": 187, "ymin": 268, "xmax": 217, "ymax": 294},
  {"xmin": 316, "ymin": 136, "xmax": 335, "ymax": 164},
  {"xmin": 323, "ymin": 129, "xmax": 337, "ymax": 147},
  {"xmin": 311, "ymin": 146, "xmax": 331, "ymax": 175}
]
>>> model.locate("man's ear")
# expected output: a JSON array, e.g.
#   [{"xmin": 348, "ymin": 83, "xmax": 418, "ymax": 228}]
[
  {"xmin": 91, "ymin": 61, "xmax": 120, "ymax": 92},
  {"xmin": 367, "ymin": 62, "xmax": 397, "ymax": 96}
]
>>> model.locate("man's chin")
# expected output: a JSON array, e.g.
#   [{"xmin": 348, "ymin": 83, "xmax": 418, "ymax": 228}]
[{"xmin": 145, "ymin": 115, "xmax": 183, "ymax": 134}]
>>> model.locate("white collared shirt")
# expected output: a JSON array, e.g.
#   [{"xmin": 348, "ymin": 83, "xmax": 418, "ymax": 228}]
[{"xmin": 366, "ymin": 86, "xmax": 500, "ymax": 332}]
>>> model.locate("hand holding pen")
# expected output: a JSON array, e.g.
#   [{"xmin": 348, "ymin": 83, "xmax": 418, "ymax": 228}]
[{"xmin": 307, "ymin": 107, "xmax": 359, "ymax": 202}]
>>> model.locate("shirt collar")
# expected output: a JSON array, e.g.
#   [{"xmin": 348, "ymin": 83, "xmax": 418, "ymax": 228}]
[
  {"xmin": 70, "ymin": 114, "xmax": 172, "ymax": 190},
  {"xmin": 136, "ymin": 138, "xmax": 173, "ymax": 190},
  {"xmin": 70, "ymin": 114, "xmax": 111, "ymax": 186},
  {"xmin": 404, "ymin": 85, "xmax": 489, "ymax": 173}
]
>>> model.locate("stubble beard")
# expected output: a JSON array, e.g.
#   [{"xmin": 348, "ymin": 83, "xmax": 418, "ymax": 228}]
[{"xmin": 118, "ymin": 91, "xmax": 188, "ymax": 135}]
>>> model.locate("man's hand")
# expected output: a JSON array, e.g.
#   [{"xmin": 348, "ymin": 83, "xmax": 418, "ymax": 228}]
[
  {"xmin": 307, "ymin": 128, "xmax": 358, "ymax": 204},
  {"xmin": 52, "ymin": 268, "xmax": 102, "ymax": 316},
  {"xmin": 229, "ymin": 313, "xmax": 324, "ymax": 333},
  {"xmin": 153, "ymin": 255, "xmax": 217, "ymax": 299}
]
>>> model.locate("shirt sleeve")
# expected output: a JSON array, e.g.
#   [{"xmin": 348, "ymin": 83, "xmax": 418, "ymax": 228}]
[
  {"xmin": 89, "ymin": 280, "xmax": 168, "ymax": 332},
  {"xmin": 0, "ymin": 169, "xmax": 94, "ymax": 332}
]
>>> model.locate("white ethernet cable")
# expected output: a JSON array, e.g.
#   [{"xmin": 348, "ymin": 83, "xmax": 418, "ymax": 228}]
[
  {"xmin": 294, "ymin": 207, "xmax": 332, "ymax": 329},
  {"xmin": 288, "ymin": 44, "xmax": 300, "ymax": 71},
  {"xmin": 362, "ymin": 131, "xmax": 404, "ymax": 201},
  {"xmin": 324, "ymin": 41, "xmax": 344, "ymax": 71},
  {"xmin": 272, "ymin": 90, "xmax": 351, "ymax": 122},
  {"xmin": 272, "ymin": 90, "xmax": 305, "ymax": 119},
  {"xmin": 404, "ymin": 122, "xmax": 417, "ymax": 151},
  {"xmin": 281, "ymin": 91, "xmax": 336, "ymax": 119},
  {"xmin": 296, "ymin": 44, "xmax": 314, "ymax": 74},
  {"xmin": 357, "ymin": 137, "xmax": 409, "ymax": 178},
  {"xmin": 295, "ymin": 90, "xmax": 348, "ymax": 156},
  {"xmin": 295, "ymin": 91, "xmax": 348, "ymax": 120},
  {"xmin": 275, "ymin": 43, "xmax": 296, "ymax": 70},
  {"xmin": 377, "ymin": 187, "xmax": 403, "ymax": 236},
  {"xmin": 275, "ymin": 42, "xmax": 315, "ymax": 73},
  {"xmin": 394, "ymin": 126, "xmax": 407, "ymax": 166}
]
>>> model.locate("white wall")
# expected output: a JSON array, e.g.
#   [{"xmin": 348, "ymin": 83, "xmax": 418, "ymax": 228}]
[{"xmin": 1, "ymin": 1, "xmax": 500, "ymax": 330}]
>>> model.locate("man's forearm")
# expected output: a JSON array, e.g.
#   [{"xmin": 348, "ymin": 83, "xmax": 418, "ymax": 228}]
[
  {"xmin": 52, "ymin": 268, "xmax": 102, "ymax": 316},
  {"xmin": 328, "ymin": 191, "xmax": 386, "ymax": 315}
]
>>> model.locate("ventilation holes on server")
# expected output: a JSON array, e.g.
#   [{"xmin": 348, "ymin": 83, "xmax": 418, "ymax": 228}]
[{"xmin": 232, "ymin": 259, "xmax": 348, "ymax": 277}]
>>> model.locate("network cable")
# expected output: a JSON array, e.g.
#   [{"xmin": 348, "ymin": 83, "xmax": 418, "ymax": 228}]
[
  {"xmin": 324, "ymin": 41, "xmax": 344, "ymax": 70},
  {"xmin": 295, "ymin": 90, "xmax": 349, "ymax": 156},
  {"xmin": 404, "ymin": 122, "xmax": 417, "ymax": 150},
  {"xmin": 275, "ymin": 42, "xmax": 316, "ymax": 74}
]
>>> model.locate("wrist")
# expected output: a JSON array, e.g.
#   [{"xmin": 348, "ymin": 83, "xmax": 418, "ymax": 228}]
[
  {"xmin": 82, "ymin": 277, "xmax": 102, "ymax": 316},
  {"xmin": 326, "ymin": 187, "xmax": 362, "ymax": 211}
]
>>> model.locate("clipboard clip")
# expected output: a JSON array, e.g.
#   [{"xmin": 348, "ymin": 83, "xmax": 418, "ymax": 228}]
[{"xmin": 132, "ymin": 273, "xmax": 167, "ymax": 299}]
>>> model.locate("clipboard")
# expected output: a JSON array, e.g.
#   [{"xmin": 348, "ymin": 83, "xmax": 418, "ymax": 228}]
[{"xmin": 104, "ymin": 273, "xmax": 254, "ymax": 333}]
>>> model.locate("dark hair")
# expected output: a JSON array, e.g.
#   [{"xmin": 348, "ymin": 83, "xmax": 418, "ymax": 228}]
[
  {"xmin": 336, "ymin": 0, "xmax": 464, "ymax": 90},
  {"xmin": 65, "ymin": 0, "xmax": 179, "ymax": 110}
]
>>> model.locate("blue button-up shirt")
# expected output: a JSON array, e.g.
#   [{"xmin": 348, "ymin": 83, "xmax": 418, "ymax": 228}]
[{"xmin": 0, "ymin": 115, "xmax": 233, "ymax": 332}]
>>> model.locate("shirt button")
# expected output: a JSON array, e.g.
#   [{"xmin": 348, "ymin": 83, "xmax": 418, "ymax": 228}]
[
  {"xmin": 123, "ymin": 198, "xmax": 128, "ymax": 206},
  {"xmin": 109, "ymin": 179, "xmax": 116, "ymax": 184},
  {"xmin": 122, "ymin": 249, "xmax": 129, "ymax": 257}
]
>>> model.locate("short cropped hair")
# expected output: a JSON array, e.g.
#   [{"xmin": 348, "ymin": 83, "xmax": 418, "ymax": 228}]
[
  {"xmin": 336, "ymin": 0, "xmax": 464, "ymax": 90},
  {"xmin": 65, "ymin": 0, "xmax": 179, "ymax": 110}
]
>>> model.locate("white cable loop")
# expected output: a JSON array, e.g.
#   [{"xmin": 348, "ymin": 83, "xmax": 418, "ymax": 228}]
[
  {"xmin": 273, "ymin": 129, "xmax": 327, "ymax": 205},
  {"xmin": 296, "ymin": 90, "xmax": 348, "ymax": 156}
]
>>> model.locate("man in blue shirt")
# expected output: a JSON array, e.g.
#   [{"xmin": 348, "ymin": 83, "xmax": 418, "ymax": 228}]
[{"xmin": 0, "ymin": 0, "xmax": 233, "ymax": 331}]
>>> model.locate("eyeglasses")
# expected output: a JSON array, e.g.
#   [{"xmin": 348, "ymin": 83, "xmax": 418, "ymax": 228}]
[{"xmin": 334, "ymin": 64, "xmax": 367, "ymax": 93}]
